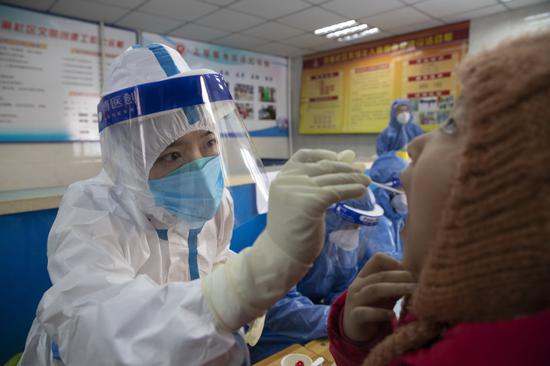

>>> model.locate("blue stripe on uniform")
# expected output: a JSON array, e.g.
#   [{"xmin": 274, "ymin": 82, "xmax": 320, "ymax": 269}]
[
  {"xmin": 51, "ymin": 342, "xmax": 62, "ymax": 361},
  {"xmin": 155, "ymin": 229, "xmax": 168, "ymax": 241},
  {"xmin": 146, "ymin": 43, "xmax": 180, "ymax": 77},
  {"xmin": 188, "ymin": 228, "xmax": 202, "ymax": 280}
]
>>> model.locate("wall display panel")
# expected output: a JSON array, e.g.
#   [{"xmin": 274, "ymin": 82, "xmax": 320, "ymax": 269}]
[
  {"xmin": 300, "ymin": 22, "xmax": 469, "ymax": 134},
  {"xmin": 143, "ymin": 32, "xmax": 290, "ymax": 159},
  {"xmin": 0, "ymin": 4, "xmax": 136, "ymax": 142}
]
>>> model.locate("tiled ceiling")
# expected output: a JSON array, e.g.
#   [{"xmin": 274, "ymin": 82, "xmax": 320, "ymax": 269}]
[{"xmin": 6, "ymin": 0, "xmax": 549, "ymax": 57}]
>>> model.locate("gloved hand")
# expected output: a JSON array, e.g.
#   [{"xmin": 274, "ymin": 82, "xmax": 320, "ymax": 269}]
[
  {"xmin": 278, "ymin": 149, "xmax": 363, "ymax": 176},
  {"xmin": 202, "ymin": 149, "xmax": 371, "ymax": 331}
]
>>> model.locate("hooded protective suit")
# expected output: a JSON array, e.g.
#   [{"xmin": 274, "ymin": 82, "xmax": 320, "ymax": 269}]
[
  {"xmin": 376, "ymin": 99, "xmax": 424, "ymax": 156},
  {"xmin": 19, "ymin": 44, "xmax": 370, "ymax": 366},
  {"xmin": 359, "ymin": 152, "xmax": 409, "ymax": 265}
]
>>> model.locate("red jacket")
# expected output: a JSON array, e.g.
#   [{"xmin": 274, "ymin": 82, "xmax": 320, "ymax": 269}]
[{"xmin": 328, "ymin": 291, "xmax": 550, "ymax": 366}]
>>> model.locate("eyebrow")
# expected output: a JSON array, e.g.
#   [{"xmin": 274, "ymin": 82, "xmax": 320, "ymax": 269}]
[{"xmin": 167, "ymin": 131, "xmax": 214, "ymax": 148}]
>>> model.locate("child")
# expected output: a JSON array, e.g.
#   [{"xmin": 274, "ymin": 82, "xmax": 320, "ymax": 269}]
[{"xmin": 328, "ymin": 31, "xmax": 550, "ymax": 366}]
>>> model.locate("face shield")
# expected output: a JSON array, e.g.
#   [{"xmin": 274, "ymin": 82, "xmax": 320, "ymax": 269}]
[
  {"xmin": 326, "ymin": 189, "xmax": 383, "ymax": 229},
  {"xmin": 98, "ymin": 71, "xmax": 269, "ymax": 228},
  {"xmin": 325, "ymin": 189, "xmax": 383, "ymax": 251}
]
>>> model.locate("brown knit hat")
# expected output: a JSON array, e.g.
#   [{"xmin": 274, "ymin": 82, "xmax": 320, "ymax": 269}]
[{"xmin": 363, "ymin": 30, "xmax": 550, "ymax": 366}]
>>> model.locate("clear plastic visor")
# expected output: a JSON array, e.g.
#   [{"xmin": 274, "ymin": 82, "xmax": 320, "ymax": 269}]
[{"xmin": 98, "ymin": 73, "xmax": 269, "ymax": 227}]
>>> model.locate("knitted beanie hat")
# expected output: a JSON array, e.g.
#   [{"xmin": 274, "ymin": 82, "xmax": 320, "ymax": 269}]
[{"xmin": 363, "ymin": 30, "xmax": 550, "ymax": 366}]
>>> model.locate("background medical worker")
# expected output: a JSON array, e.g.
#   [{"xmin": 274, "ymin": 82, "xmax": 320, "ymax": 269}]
[
  {"xmin": 18, "ymin": 44, "xmax": 370, "ymax": 365},
  {"xmin": 376, "ymin": 99, "xmax": 424, "ymax": 156},
  {"xmin": 250, "ymin": 193, "xmax": 383, "ymax": 362},
  {"xmin": 359, "ymin": 152, "xmax": 409, "ymax": 264}
]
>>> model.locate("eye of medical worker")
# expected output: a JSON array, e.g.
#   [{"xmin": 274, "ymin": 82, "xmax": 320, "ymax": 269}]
[
  {"xmin": 149, "ymin": 130, "xmax": 219, "ymax": 179},
  {"xmin": 441, "ymin": 117, "xmax": 458, "ymax": 135}
]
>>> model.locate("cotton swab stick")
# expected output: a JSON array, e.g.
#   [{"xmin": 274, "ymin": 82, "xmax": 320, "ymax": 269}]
[
  {"xmin": 311, "ymin": 357, "xmax": 325, "ymax": 366},
  {"xmin": 370, "ymin": 181, "xmax": 405, "ymax": 194}
]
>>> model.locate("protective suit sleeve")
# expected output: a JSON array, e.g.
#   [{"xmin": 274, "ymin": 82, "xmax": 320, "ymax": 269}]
[
  {"xmin": 214, "ymin": 189, "xmax": 235, "ymax": 266},
  {"xmin": 32, "ymin": 186, "xmax": 244, "ymax": 366},
  {"xmin": 376, "ymin": 130, "xmax": 390, "ymax": 156},
  {"xmin": 213, "ymin": 191, "xmax": 266, "ymax": 348},
  {"xmin": 263, "ymin": 287, "xmax": 330, "ymax": 342},
  {"xmin": 411, "ymin": 123, "xmax": 425, "ymax": 137},
  {"xmin": 202, "ymin": 149, "xmax": 371, "ymax": 331}
]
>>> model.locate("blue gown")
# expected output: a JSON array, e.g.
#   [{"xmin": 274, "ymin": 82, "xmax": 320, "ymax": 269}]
[
  {"xmin": 360, "ymin": 152, "xmax": 409, "ymax": 266},
  {"xmin": 376, "ymin": 98, "xmax": 424, "ymax": 156}
]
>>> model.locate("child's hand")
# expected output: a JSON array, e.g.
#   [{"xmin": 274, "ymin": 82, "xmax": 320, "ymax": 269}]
[{"xmin": 343, "ymin": 253, "xmax": 416, "ymax": 342}]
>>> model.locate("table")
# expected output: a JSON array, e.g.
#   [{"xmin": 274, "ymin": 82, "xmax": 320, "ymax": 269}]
[
  {"xmin": 253, "ymin": 339, "xmax": 335, "ymax": 366},
  {"xmin": 304, "ymin": 339, "xmax": 334, "ymax": 364}
]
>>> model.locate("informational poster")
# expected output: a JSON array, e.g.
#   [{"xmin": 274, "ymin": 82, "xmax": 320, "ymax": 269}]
[
  {"xmin": 143, "ymin": 32, "xmax": 289, "ymax": 159},
  {"xmin": 0, "ymin": 4, "xmax": 136, "ymax": 142},
  {"xmin": 300, "ymin": 22, "xmax": 469, "ymax": 134}
]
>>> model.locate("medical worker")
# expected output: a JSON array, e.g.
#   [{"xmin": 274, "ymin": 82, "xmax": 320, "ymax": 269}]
[
  {"xmin": 250, "ymin": 193, "xmax": 383, "ymax": 362},
  {"xmin": 19, "ymin": 44, "xmax": 370, "ymax": 365},
  {"xmin": 376, "ymin": 99, "xmax": 424, "ymax": 156},
  {"xmin": 359, "ymin": 152, "xmax": 409, "ymax": 264}
]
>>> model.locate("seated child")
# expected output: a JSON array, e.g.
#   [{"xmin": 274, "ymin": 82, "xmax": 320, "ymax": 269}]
[{"xmin": 328, "ymin": 31, "xmax": 550, "ymax": 366}]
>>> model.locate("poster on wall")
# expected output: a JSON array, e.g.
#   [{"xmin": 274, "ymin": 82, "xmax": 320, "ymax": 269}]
[
  {"xmin": 300, "ymin": 22, "xmax": 469, "ymax": 134},
  {"xmin": 143, "ymin": 32, "xmax": 289, "ymax": 159},
  {"xmin": 0, "ymin": 4, "xmax": 136, "ymax": 142}
]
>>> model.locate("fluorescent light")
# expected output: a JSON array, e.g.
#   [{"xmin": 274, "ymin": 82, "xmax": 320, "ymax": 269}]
[
  {"xmin": 337, "ymin": 27, "xmax": 380, "ymax": 42},
  {"xmin": 525, "ymin": 12, "xmax": 550, "ymax": 21},
  {"xmin": 500, "ymin": 0, "xmax": 513, "ymax": 3},
  {"xmin": 314, "ymin": 19, "xmax": 378, "ymax": 43},
  {"xmin": 314, "ymin": 20, "xmax": 357, "ymax": 35},
  {"xmin": 326, "ymin": 24, "xmax": 369, "ymax": 39}
]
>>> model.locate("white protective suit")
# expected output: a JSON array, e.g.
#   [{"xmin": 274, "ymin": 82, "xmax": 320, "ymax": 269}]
[{"xmin": 19, "ymin": 44, "xmax": 370, "ymax": 366}]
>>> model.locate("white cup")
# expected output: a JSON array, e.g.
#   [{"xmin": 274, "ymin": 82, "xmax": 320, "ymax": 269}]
[{"xmin": 280, "ymin": 353, "xmax": 313, "ymax": 366}]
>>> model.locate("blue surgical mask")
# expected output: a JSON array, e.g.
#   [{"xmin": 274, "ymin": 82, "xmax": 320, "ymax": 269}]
[{"xmin": 148, "ymin": 155, "xmax": 224, "ymax": 228}]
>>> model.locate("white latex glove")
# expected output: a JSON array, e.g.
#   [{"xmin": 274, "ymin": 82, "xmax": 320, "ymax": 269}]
[{"xmin": 202, "ymin": 149, "xmax": 371, "ymax": 331}]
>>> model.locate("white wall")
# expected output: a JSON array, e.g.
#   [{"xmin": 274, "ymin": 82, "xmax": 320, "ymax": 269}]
[
  {"xmin": 290, "ymin": 3, "xmax": 550, "ymax": 158},
  {"xmin": 0, "ymin": 142, "xmax": 101, "ymax": 192},
  {"xmin": 470, "ymin": 2, "xmax": 550, "ymax": 54}
]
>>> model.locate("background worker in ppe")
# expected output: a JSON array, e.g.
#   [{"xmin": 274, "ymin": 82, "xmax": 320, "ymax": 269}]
[
  {"xmin": 250, "ymin": 192, "xmax": 383, "ymax": 362},
  {"xmin": 376, "ymin": 99, "xmax": 424, "ymax": 156},
  {"xmin": 18, "ymin": 43, "xmax": 370, "ymax": 366},
  {"xmin": 359, "ymin": 152, "xmax": 409, "ymax": 266}
]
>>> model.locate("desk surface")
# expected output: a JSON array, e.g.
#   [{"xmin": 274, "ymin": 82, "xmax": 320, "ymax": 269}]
[
  {"xmin": 253, "ymin": 344, "xmax": 318, "ymax": 366},
  {"xmin": 253, "ymin": 339, "xmax": 335, "ymax": 366},
  {"xmin": 304, "ymin": 339, "xmax": 334, "ymax": 364}
]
